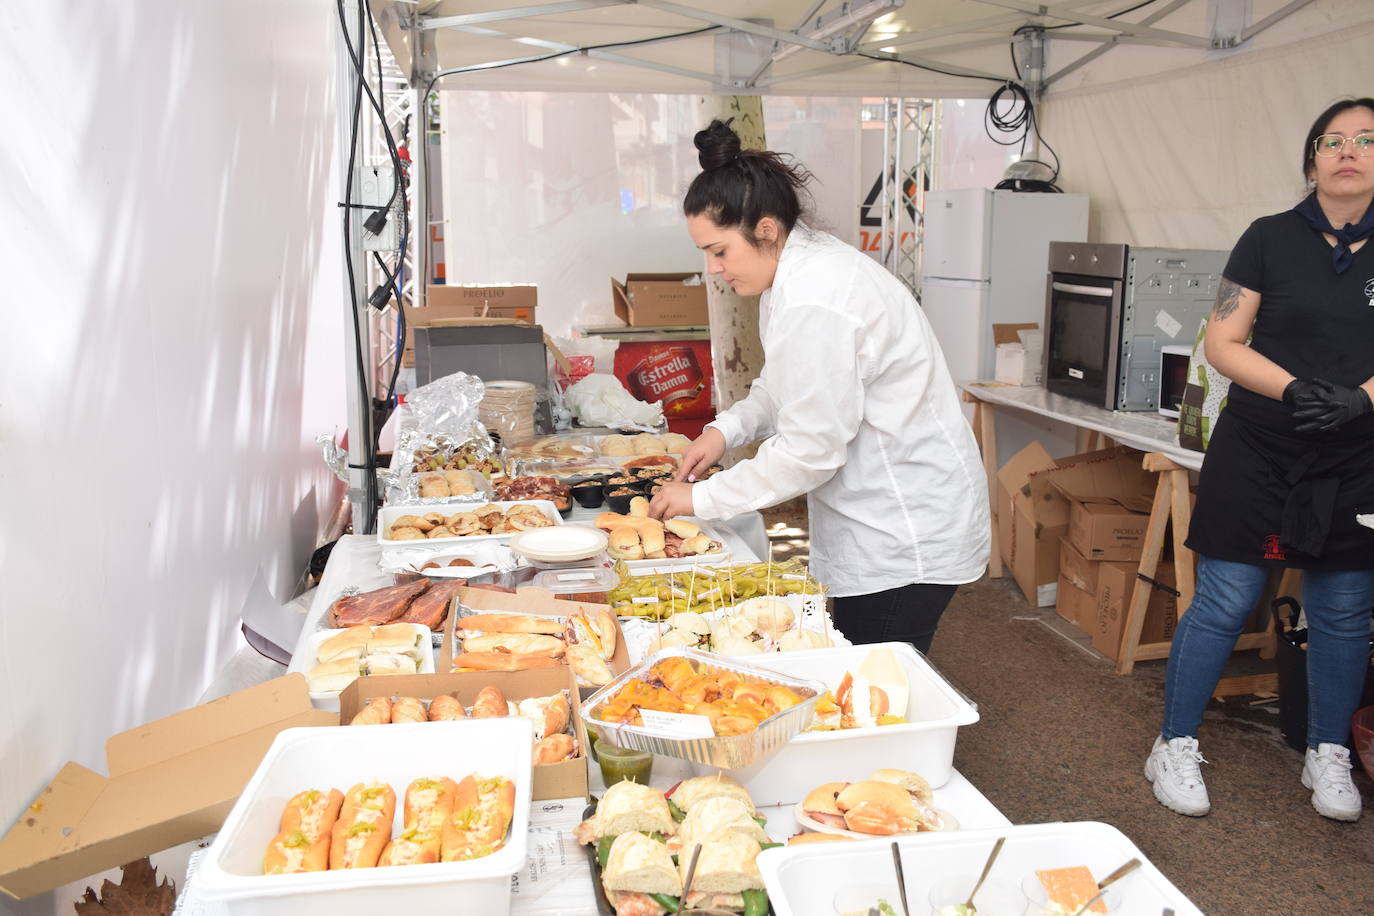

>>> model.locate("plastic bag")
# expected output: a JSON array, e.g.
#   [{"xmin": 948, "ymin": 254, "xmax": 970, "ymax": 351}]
[
  {"xmin": 552, "ymin": 334, "xmax": 618, "ymax": 390},
  {"xmin": 563, "ymin": 373, "xmax": 664, "ymax": 430},
  {"xmin": 392, "ymin": 372, "xmax": 504, "ymax": 503}
]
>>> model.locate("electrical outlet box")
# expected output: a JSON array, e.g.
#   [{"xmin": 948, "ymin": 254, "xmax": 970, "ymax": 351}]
[{"xmin": 360, "ymin": 164, "xmax": 399, "ymax": 252}]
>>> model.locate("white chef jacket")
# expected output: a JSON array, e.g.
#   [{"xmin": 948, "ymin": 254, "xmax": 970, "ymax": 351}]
[{"xmin": 691, "ymin": 225, "xmax": 990, "ymax": 597}]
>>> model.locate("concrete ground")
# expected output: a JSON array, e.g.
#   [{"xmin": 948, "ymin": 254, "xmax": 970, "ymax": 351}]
[{"xmin": 761, "ymin": 500, "xmax": 1374, "ymax": 915}]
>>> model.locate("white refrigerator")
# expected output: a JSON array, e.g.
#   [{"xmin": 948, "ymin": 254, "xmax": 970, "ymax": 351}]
[{"xmin": 921, "ymin": 188, "xmax": 1089, "ymax": 384}]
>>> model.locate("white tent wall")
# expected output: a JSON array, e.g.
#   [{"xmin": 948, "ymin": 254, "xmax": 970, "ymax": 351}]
[
  {"xmin": 0, "ymin": 1, "xmax": 344, "ymax": 910},
  {"xmin": 439, "ymin": 92, "xmax": 863, "ymax": 336},
  {"xmin": 1039, "ymin": 11, "xmax": 1374, "ymax": 251}
]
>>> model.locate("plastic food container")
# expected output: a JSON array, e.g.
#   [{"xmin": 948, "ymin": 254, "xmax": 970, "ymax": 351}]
[
  {"xmin": 531, "ymin": 566, "xmax": 619, "ymax": 604},
  {"xmin": 376, "ymin": 499, "xmax": 561, "ymax": 547},
  {"xmin": 193, "ymin": 719, "xmax": 533, "ymax": 916},
  {"xmin": 686, "ymin": 643, "xmax": 977, "ymax": 804},
  {"xmin": 758, "ymin": 822, "xmax": 1201, "ymax": 916},
  {"xmin": 579, "ymin": 648, "xmax": 825, "ymax": 770},
  {"xmin": 618, "ymin": 517, "xmax": 733, "ymax": 572},
  {"xmin": 285, "ymin": 624, "xmax": 436, "ymax": 713}
]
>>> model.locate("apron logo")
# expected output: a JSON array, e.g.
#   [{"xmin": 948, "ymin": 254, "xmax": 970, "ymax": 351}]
[
  {"xmin": 1262, "ymin": 534, "xmax": 1288, "ymax": 561},
  {"xmin": 1365, "ymin": 278, "xmax": 1374, "ymax": 307}
]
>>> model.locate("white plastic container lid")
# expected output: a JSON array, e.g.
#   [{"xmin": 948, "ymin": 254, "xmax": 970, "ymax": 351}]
[
  {"xmin": 509, "ymin": 525, "xmax": 608, "ymax": 563},
  {"xmin": 531, "ymin": 565, "xmax": 619, "ymax": 595}
]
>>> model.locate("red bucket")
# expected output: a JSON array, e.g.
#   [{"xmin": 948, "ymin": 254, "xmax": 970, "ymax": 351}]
[{"xmin": 1353, "ymin": 706, "xmax": 1374, "ymax": 778}]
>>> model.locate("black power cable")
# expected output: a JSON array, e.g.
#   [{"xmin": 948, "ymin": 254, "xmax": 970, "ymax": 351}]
[{"xmin": 1043, "ymin": 0, "xmax": 1162, "ymax": 31}]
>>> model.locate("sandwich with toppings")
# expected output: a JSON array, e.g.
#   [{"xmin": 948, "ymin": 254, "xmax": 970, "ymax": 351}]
[
  {"xmin": 599, "ymin": 831, "xmax": 684, "ymax": 915},
  {"xmin": 263, "ymin": 788, "xmax": 344, "ymax": 874},
  {"xmin": 329, "ymin": 782, "xmax": 397, "ymax": 869},
  {"xmin": 441, "ymin": 774, "xmax": 515, "ymax": 862}
]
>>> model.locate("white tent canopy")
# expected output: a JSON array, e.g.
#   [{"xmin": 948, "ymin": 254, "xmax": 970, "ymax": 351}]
[{"xmin": 373, "ymin": 0, "xmax": 1348, "ymax": 98}]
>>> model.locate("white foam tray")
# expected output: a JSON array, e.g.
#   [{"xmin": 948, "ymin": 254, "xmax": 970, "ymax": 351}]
[
  {"xmin": 194, "ymin": 720, "xmax": 533, "ymax": 916},
  {"xmin": 376, "ymin": 499, "xmax": 561, "ymax": 547},
  {"xmin": 686, "ymin": 643, "xmax": 978, "ymax": 805},
  {"xmin": 284, "ymin": 624, "xmax": 436, "ymax": 713},
  {"xmin": 758, "ymin": 821, "xmax": 1203, "ymax": 916}
]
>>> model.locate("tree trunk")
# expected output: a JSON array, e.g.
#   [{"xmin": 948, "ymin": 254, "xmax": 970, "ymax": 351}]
[{"xmin": 696, "ymin": 95, "xmax": 766, "ymax": 465}]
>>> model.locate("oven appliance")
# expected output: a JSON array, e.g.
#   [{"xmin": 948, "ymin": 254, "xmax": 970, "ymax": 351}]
[{"xmin": 1043, "ymin": 243, "xmax": 1227, "ymax": 412}]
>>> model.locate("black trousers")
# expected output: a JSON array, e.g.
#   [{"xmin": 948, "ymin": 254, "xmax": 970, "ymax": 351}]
[{"xmin": 830, "ymin": 583, "xmax": 958, "ymax": 655}]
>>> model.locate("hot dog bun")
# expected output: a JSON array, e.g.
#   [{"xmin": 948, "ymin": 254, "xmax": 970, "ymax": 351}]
[
  {"xmin": 533, "ymin": 732, "xmax": 576, "ymax": 765},
  {"xmin": 471, "ymin": 685, "xmax": 509, "ymax": 719},
  {"xmin": 349, "ymin": 696, "xmax": 392, "ymax": 726},
  {"xmin": 457, "ymin": 613, "xmax": 564, "ymax": 635},
  {"xmin": 427, "ymin": 695, "xmax": 466, "ymax": 721},
  {"xmin": 330, "ymin": 782, "xmax": 397, "ymax": 869},
  {"xmin": 391, "ymin": 696, "xmax": 427, "ymax": 724},
  {"xmin": 263, "ymin": 788, "xmax": 344, "ymax": 874},
  {"xmin": 441, "ymin": 775, "xmax": 516, "ymax": 862}
]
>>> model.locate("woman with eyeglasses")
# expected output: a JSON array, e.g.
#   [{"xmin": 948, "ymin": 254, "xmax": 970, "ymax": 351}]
[{"xmin": 1146, "ymin": 98, "xmax": 1374, "ymax": 823}]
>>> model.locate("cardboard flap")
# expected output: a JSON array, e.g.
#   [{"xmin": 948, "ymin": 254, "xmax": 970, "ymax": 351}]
[
  {"xmin": 625, "ymin": 272, "xmax": 700, "ymax": 284},
  {"xmin": 993, "ymin": 322, "xmax": 1038, "ymax": 345},
  {"xmin": 1043, "ymin": 447, "xmax": 1154, "ymax": 509},
  {"xmin": 0, "ymin": 762, "xmax": 107, "ymax": 862},
  {"xmin": 997, "ymin": 441, "xmax": 1056, "ymax": 521},
  {"xmin": 457, "ymin": 584, "xmax": 611, "ymax": 616},
  {"xmin": 105, "ymin": 675, "xmax": 314, "ymax": 776},
  {"xmin": 407, "ymin": 311, "xmax": 535, "ymax": 329}
]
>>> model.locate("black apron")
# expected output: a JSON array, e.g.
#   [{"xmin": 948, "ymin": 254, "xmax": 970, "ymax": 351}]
[{"xmin": 1187, "ymin": 405, "xmax": 1374, "ymax": 569}]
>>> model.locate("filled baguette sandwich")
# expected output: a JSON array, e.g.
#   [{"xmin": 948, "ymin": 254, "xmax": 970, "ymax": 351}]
[
  {"xmin": 441, "ymin": 774, "xmax": 515, "ymax": 862},
  {"xmin": 678, "ymin": 830, "xmax": 768, "ymax": 914},
  {"xmin": 575, "ymin": 779, "xmax": 676, "ymax": 846},
  {"xmin": 666, "ymin": 773, "xmax": 755, "ymax": 816},
  {"xmin": 329, "ymin": 782, "xmax": 397, "ymax": 869},
  {"xmin": 262, "ymin": 788, "xmax": 344, "ymax": 875}
]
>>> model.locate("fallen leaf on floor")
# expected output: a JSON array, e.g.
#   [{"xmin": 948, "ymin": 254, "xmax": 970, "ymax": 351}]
[{"xmin": 74, "ymin": 858, "xmax": 176, "ymax": 916}]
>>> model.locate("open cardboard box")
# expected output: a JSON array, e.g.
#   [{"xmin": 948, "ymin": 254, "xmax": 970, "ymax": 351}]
[
  {"xmin": 998, "ymin": 445, "xmax": 1154, "ymax": 607},
  {"xmin": 440, "ymin": 586, "xmax": 630, "ymax": 697},
  {"xmin": 611, "ymin": 272, "xmax": 709, "ymax": 327},
  {"xmin": 0, "ymin": 675, "xmax": 335, "ymax": 900},
  {"xmin": 337, "ymin": 667, "xmax": 589, "ymax": 801}
]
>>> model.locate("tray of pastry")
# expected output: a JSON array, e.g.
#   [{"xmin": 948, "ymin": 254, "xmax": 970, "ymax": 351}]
[{"xmin": 580, "ymin": 648, "xmax": 825, "ymax": 770}]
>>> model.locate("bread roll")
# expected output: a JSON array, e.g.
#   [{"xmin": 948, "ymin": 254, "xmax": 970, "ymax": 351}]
[
  {"xmin": 391, "ymin": 697, "xmax": 427, "ymax": 724},
  {"xmin": 678, "ymin": 829, "xmax": 763, "ymax": 894},
  {"xmin": 602, "ymin": 831, "xmax": 681, "ymax": 899},
  {"xmin": 533, "ymin": 732, "xmax": 576, "ymax": 765},
  {"xmin": 867, "ymin": 769, "xmax": 934, "ymax": 806},
  {"xmin": 590, "ymin": 781, "xmax": 675, "ymax": 839},
  {"xmin": 786, "ymin": 832, "xmax": 854, "ymax": 845},
  {"xmin": 639, "ymin": 522, "xmax": 666, "ymax": 555},
  {"xmin": 680, "ymin": 534, "xmax": 713, "ymax": 555},
  {"xmin": 462, "ymin": 633, "xmax": 566, "ymax": 656},
  {"xmin": 664, "ymin": 518, "xmax": 701, "ymax": 539},
  {"xmin": 471, "ymin": 685, "xmax": 509, "ymax": 718},
  {"xmin": 668, "ymin": 774, "xmax": 753, "ymax": 814},
  {"xmin": 349, "ymin": 696, "xmax": 392, "ymax": 726},
  {"xmin": 457, "ymin": 613, "xmax": 564, "ymax": 635},
  {"xmin": 515, "ymin": 692, "xmax": 570, "ymax": 740},
  {"xmin": 801, "ymin": 782, "xmax": 848, "ymax": 830},
  {"xmin": 378, "ymin": 827, "xmax": 440, "ymax": 866},
  {"xmin": 450, "ymin": 651, "xmax": 563, "ymax": 671},
  {"xmin": 566, "ymin": 643, "xmax": 615, "ymax": 686},
  {"xmin": 441, "ymin": 775, "xmax": 515, "ymax": 862},
  {"xmin": 306, "ymin": 658, "xmax": 362, "ymax": 693},
  {"xmin": 678, "ymin": 796, "xmax": 769, "ymax": 850},
  {"xmin": 330, "ymin": 782, "xmax": 397, "ymax": 869},
  {"xmin": 316, "ymin": 627, "xmax": 371, "ymax": 663},
  {"xmin": 834, "ymin": 780, "xmax": 926, "ymax": 835},
  {"xmin": 427, "ymin": 694, "xmax": 466, "ymax": 721},
  {"xmin": 402, "ymin": 776, "xmax": 460, "ymax": 834},
  {"xmin": 629, "ymin": 496, "xmax": 651, "ymax": 517},
  {"xmin": 368, "ymin": 623, "xmax": 425, "ymax": 653},
  {"xmin": 607, "ymin": 527, "xmax": 644, "ymax": 561},
  {"xmin": 362, "ymin": 652, "xmax": 418, "ymax": 677},
  {"xmin": 263, "ymin": 788, "xmax": 344, "ymax": 875}
]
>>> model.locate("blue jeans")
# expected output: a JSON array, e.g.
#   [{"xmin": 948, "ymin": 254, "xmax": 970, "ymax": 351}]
[{"xmin": 1162, "ymin": 555, "xmax": 1374, "ymax": 747}]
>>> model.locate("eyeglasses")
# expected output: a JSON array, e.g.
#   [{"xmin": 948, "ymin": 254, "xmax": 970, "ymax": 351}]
[{"xmin": 1313, "ymin": 132, "xmax": 1374, "ymax": 158}]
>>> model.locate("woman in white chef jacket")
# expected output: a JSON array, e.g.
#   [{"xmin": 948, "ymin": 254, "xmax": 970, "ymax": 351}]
[{"xmin": 650, "ymin": 120, "xmax": 990, "ymax": 653}]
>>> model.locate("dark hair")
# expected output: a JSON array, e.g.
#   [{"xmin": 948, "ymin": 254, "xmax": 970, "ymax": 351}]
[
  {"xmin": 1302, "ymin": 97, "xmax": 1374, "ymax": 179},
  {"xmin": 683, "ymin": 119, "xmax": 813, "ymax": 249}
]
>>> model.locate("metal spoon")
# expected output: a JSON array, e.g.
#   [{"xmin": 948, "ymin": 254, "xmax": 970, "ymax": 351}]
[
  {"xmin": 676, "ymin": 843, "xmax": 703, "ymax": 915},
  {"xmin": 962, "ymin": 836, "xmax": 1007, "ymax": 913},
  {"xmin": 1069, "ymin": 858, "xmax": 1142, "ymax": 916},
  {"xmin": 890, "ymin": 841, "xmax": 911, "ymax": 916}
]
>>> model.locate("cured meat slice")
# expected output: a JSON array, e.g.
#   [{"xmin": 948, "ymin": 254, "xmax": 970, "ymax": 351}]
[
  {"xmin": 329, "ymin": 579, "xmax": 431, "ymax": 628},
  {"xmin": 396, "ymin": 578, "xmax": 466, "ymax": 631}
]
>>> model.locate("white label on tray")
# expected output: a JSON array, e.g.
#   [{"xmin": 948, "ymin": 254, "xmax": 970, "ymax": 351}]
[
  {"xmin": 697, "ymin": 587, "xmax": 722, "ymax": 601},
  {"xmin": 632, "ymin": 596, "xmax": 659, "ymax": 605},
  {"xmin": 781, "ymin": 574, "xmax": 806, "ymax": 581},
  {"xmin": 669, "ymin": 587, "xmax": 688, "ymax": 598},
  {"xmin": 638, "ymin": 710, "xmax": 715, "ymax": 738},
  {"xmin": 556, "ymin": 572, "xmax": 596, "ymax": 582}
]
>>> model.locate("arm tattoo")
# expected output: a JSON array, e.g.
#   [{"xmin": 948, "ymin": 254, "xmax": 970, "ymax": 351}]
[{"xmin": 1213, "ymin": 278, "xmax": 1243, "ymax": 320}]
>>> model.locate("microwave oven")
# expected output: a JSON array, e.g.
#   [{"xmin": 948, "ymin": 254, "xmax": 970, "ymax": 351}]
[{"xmin": 1042, "ymin": 242, "xmax": 1227, "ymax": 412}]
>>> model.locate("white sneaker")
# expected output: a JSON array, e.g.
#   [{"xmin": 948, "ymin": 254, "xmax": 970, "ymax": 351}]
[
  {"xmin": 1144, "ymin": 736, "xmax": 1211, "ymax": 816},
  {"xmin": 1302, "ymin": 743, "xmax": 1363, "ymax": 822}
]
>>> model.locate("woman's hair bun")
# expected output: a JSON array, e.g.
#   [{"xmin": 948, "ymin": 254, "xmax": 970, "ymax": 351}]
[{"xmin": 695, "ymin": 119, "xmax": 742, "ymax": 171}]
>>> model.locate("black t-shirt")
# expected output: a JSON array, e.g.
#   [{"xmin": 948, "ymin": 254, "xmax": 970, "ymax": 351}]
[{"xmin": 1222, "ymin": 209, "xmax": 1374, "ymax": 433}]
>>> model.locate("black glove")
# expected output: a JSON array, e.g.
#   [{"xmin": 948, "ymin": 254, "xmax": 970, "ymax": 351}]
[
  {"xmin": 1282, "ymin": 378, "xmax": 1327, "ymax": 408},
  {"xmin": 1292, "ymin": 378, "xmax": 1373, "ymax": 433}
]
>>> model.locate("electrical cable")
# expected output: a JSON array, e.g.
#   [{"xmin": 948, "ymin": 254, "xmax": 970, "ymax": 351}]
[
  {"xmin": 1042, "ymin": 0, "xmax": 1161, "ymax": 31},
  {"xmin": 991, "ymin": 35, "xmax": 1061, "ymax": 191}
]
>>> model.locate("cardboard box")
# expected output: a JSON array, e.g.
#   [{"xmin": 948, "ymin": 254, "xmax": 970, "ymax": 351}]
[
  {"xmin": 1053, "ymin": 457, "xmax": 1155, "ymax": 563},
  {"xmin": 993, "ymin": 324, "xmax": 1043, "ymax": 386},
  {"xmin": 998, "ymin": 445, "xmax": 1152, "ymax": 608},
  {"xmin": 402, "ymin": 285, "xmax": 538, "ymax": 368},
  {"xmin": 0, "ymin": 676, "xmax": 334, "ymax": 900},
  {"xmin": 337, "ymin": 667, "xmax": 589, "ymax": 801},
  {"xmin": 1068, "ymin": 498, "xmax": 1151, "ymax": 562},
  {"xmin": 1057, "ymin": 536, "xmax": 1136, "ymax": 598},
  {"xmin": 1092, "ymin": 562, "xmax": 1179, "ymax": 661},
  {"xmin": 1055, "ymin": 574, "xmax": 1096, "ymax": 628},
  {"xmin": 411, "ymin": 321, "xmax": 549, "ymax": 432},
  {"xmin": 441, "ymin": 586, "xmax": 631, "ymax": 695},
  {"xmin": 611, "ymin": 273, "xmax": 709, "ymax": 327}
]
